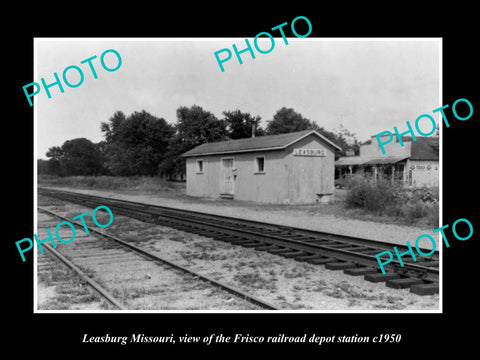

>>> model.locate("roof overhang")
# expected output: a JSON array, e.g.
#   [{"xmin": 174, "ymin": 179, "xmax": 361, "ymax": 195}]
[
  {"xmin": 182, "ymin": 145, "xmax": 287, "ymax": 157},
  {"xmin": 363, "ymin": 156, "xmax": 409, "ymax": 165},
  {"xmin": 336, "ymin": 155, "xmax": 409, "ymax": 166},
  {"xmin": 287, "ymin": 130, "xmax": 343, "ymax": 152},
  {"xmin": 182, "ymin": 130, "xmax": 343, "ymax": 158}
]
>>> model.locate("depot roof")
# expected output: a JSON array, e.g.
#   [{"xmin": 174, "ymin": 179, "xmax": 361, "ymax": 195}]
[
  {"xmin": 335, "ymin": 155, "xmax": 410, "ymax": 166},
  {"xmin": 335, "ymin": 137, "xmax": 439, "ymax": 166},
  {"xmin": 181, "ymin": 130, "xmax": 342, "ymax": 157},
  {"xmin": 410, "ymin": 137, "xmax": 439, "ymax": 160}
]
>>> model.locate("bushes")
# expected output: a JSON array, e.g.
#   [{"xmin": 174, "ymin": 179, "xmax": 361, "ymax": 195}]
[
  {"xmin": 345, "ymin": 175, "xmax": 439, "ymax": 226},
  {"xmin": 400, "ymin": 201, "xmax": 429, "ymax": 223},
  {"xmin": 345, "ymin": 175, "xmax": 404, "ymax": 212}
]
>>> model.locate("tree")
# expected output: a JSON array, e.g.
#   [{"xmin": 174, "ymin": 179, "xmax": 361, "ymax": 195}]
[
  {"xmin": 101, "ymin": 110, "xmax": 174, "ymax": 176},
  {"xmin": 100, "ymin": 111, "xmax": 126, "ymax": 143},
  {"xmin": 60, "ymin": 138, "xmax": 105, "ymax": 175},
  {"xmin": 265, "ymin": 107, "xmax": 319, "ymax": 135},
  {"xmin": 175, "ymin": 105, "xmax": 227, "ymax": 148},
  {"xmin": 44, "ymin": 138, "xmax": 105, "ymax": 176},
  {"xmin": 45, "ymin": 146, "xmax": 63, "ymax": 161},
  {"xmin": 159, "ymin": 105, "xmax": 227, "ymax": 179},
  {"xmin": 158, "ymin": 133, "xmax": 187, "ymax": 180},
  {"xmin": 332, "ymin": 123, "xmax": 360, "ymax": 156},
  {"xmin": 265, "ymin": 107, "xmax": 359, "ymax": 159},
  {"xmin": 223, "ymin": 109, "xmax": 265, "ymax": 139},
  {"xmin": 37, "ymin": 159, "xmax": 57, "ymax": 175}
]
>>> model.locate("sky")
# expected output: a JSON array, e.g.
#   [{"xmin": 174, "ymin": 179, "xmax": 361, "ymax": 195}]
[{"xmin": 35, "ymin": 38, "xmax": 441, "ymax": 159}]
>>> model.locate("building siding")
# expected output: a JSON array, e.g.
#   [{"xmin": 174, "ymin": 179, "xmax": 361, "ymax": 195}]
[
  {"xmin": 235, "ymin": 150, "xmax": 287, "ymax": 203},
  {"xmin": 361, "ymin": 135, "xmax": 411, "ymax": 158},
  {"xmin": 284, "ymin": 135, "xmax": 335, "ymax": 204},
  {"xmin": 185, "ymin": 134, "xmax": 336, "ymax": 204},
  {"xmin": 407, "ymin": 159, "xmax": 439, "ymax": 187}
]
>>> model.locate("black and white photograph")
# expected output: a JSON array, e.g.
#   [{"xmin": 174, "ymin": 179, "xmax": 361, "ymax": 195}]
[
  {"xmin": 34, "ymin": 38, "xmax": 441, "ymax": 312},
  {"xmin": 6, "ymin": 6, "xmax": 478, "ymax": 355}
]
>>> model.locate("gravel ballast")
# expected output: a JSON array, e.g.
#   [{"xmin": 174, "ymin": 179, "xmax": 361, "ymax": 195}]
[
  {"xmin": 37, "ymin": 189, "xmax": 440, "ymax": 311},
  {"xmin": 43, "ymin": 186, "xmax": 440, "ymax": 248}
]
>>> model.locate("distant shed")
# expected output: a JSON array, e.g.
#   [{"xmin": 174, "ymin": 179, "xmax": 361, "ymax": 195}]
[{"xmin": 181, "ymin": 130, "xmax": 342, "ymax": 204}]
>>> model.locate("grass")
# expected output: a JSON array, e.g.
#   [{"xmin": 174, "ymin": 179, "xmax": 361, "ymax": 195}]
[{"xmin": 38, "ymin": 174, "xmax": 182, "ymax": 193}]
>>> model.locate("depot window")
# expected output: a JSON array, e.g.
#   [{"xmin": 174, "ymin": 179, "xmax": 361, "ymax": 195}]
[
  {"xmin": 254, "ymin": 156, "xmax": 265, "ymax": 174},
  {"xmin": 196, "ymin": 159, "xmax": 204, "ymax": 174}
]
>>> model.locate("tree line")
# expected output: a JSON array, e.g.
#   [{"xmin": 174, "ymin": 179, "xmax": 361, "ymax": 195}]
[{"xmin": 38, "ymin": 105, "xmax": 359, "ymax": 179}]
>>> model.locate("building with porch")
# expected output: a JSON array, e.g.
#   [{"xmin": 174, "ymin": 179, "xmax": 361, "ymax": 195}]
[
  {"xmin": 182, "ymin": 130, "xmax": 342, "ymax": 204},
  {"xmin": 335, "ymin": 135, "xmax": 439, "ymax": 187}
]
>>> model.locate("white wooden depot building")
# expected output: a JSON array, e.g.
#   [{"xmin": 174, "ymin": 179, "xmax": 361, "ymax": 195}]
[{"xmin": 181, "ymin": 130, "xmax": 342, "ymax": 204}]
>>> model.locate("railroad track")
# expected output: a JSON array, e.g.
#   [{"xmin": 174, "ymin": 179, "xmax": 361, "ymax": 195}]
[
  {"xmin": 37, "ymin": 207, "xmax": 278, "ymax": 310},
  {"xmin": 37, "ymin": 243, "xmax": 118, "ymax": 310},
  {"xmin": 38, "ymin": 187, "xmax": 440, "ymax": 296}
]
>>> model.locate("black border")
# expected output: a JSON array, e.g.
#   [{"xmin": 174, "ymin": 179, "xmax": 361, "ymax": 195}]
[{"xmin": 6, "ymin": 5, "xmax": 478, "ymax": 355}]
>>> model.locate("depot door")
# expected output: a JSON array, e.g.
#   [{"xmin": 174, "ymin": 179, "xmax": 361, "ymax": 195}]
[{"xmin": 221, "ymin": 158, "xmax": 235, "ymax": 195}]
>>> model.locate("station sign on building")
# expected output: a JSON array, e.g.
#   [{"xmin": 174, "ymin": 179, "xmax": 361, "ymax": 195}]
[
  {"xmin": 181, "ymin": 130, "xmax": 342, "ymax": 204},
  {"xmin": 293, "ymin": 148, "xmax": 326, "ymax": 157}
]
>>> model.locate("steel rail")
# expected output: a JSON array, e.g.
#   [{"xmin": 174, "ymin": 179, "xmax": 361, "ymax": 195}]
[
  {"xmin": 38, "ymin": 206, "xmax": 278, "ymax": 310},
  {"xmin": 147, "ymin": 209, "xmax": 439, "ymax": 281},
  {"xmin": 38, "ymin": 188, "xmax": 439, "ymax": 282},
  {"xmin": 41, "ymin": 243, "xmax": 127, "ymax": 310},
  {"xmin": 38, "ymin": 187, "xmax": 437, "ymax": 253}
]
